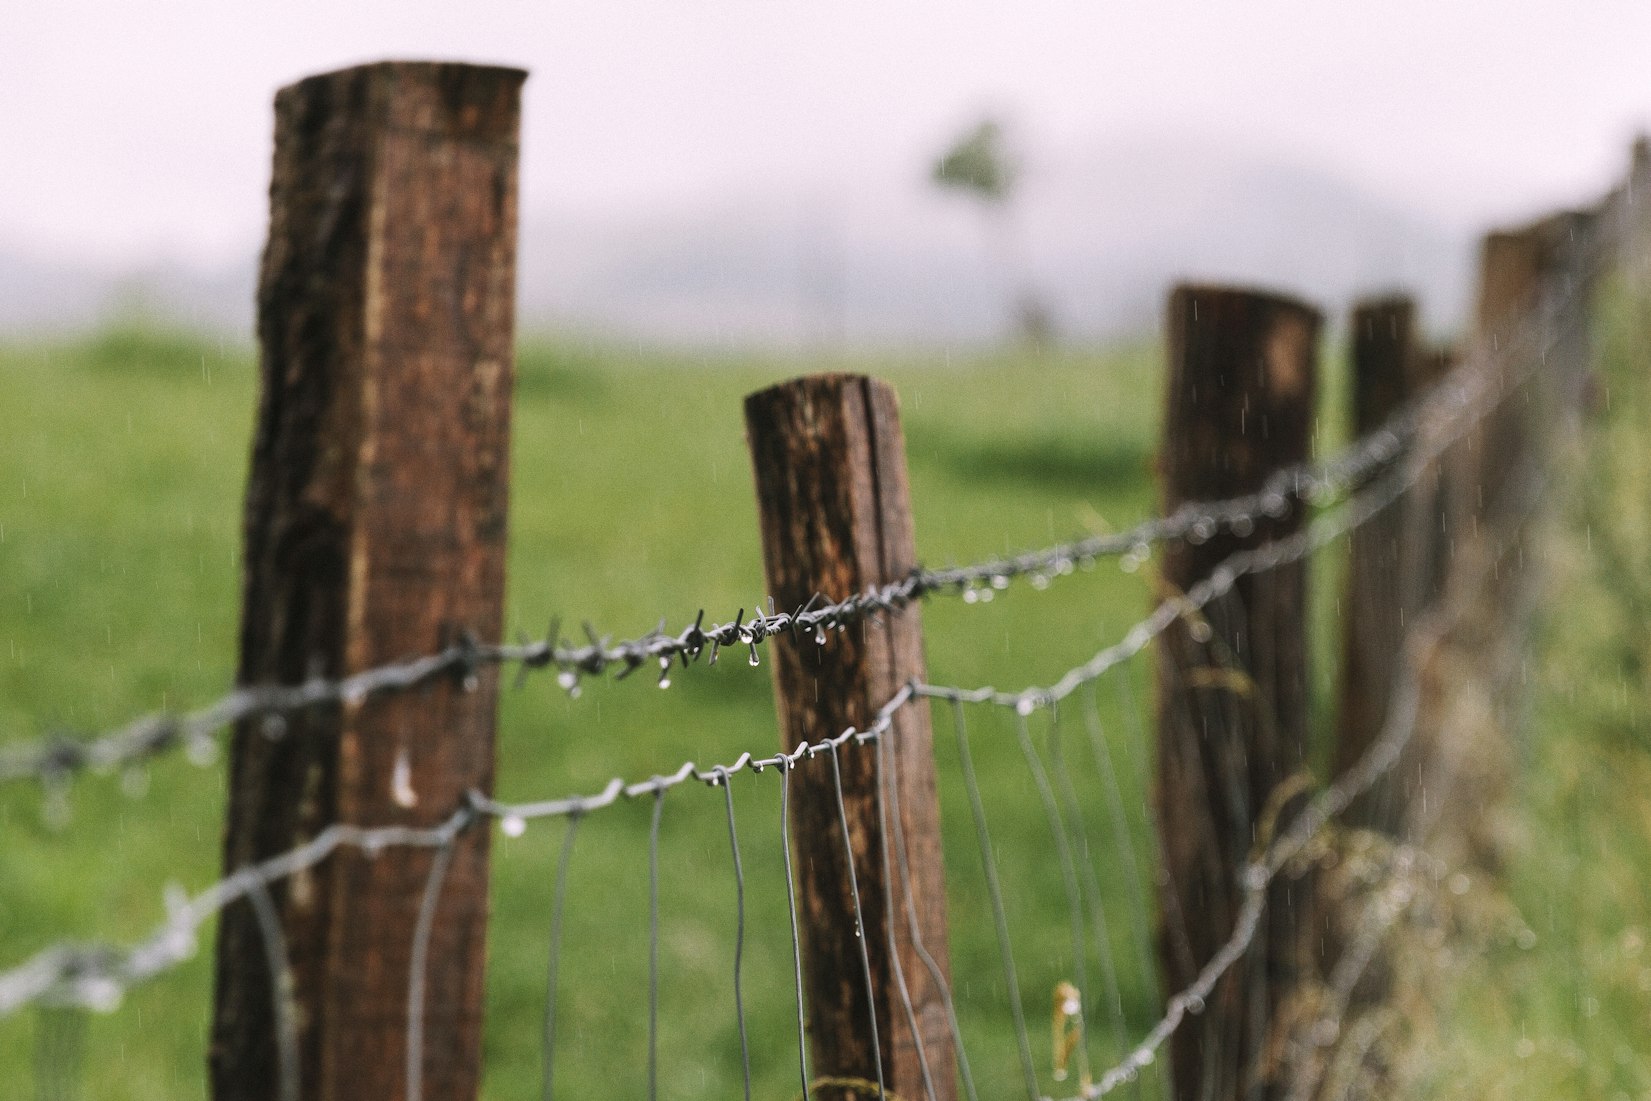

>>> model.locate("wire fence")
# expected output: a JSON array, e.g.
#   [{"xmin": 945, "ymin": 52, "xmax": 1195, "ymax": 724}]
[{"xmin": 2, "ymin": 117, "xmax": 1644, "ymax": 1101}]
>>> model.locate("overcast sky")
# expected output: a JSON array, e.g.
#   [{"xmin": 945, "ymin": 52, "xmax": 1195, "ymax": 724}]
[{"xmin": 6, "ymin": 0, "xmax": 1650, "ymax": 269}]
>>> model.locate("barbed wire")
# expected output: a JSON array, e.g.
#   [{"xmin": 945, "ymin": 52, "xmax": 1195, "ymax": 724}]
[
  {"xmin": 1061, "ymin": 464, "xmax": 1548, "ymax": 1101},
  {"xmin": 0, "ymin": 344, "xmax": 1509, "ymax": 1022},
  {"xmin": 0, "ymin": 323, "xmax": 1485, "ymax": 793}
]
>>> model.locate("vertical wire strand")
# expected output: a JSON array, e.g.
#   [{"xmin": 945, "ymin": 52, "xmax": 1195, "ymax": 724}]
[
  {"xmin": 541, "ymin": 812, "xmax": 582, "ymax": 1101},
  {"xmin": 781, "ymin": 761, "xmax": 812, "ymax": 1101},
  {"xmin": 1083, "ymin": 679, "xmax": 1159, "ymax": 1006},
  {"xmin": 406, "ymin": 831, "xmax": 461, "ymax": 1101},
  {"xmin": 648, "ymin": 788, "xmax": 665, "ymax": 1101},
  {"xmin": 871, "ymin": 733, "xmax": 939, "ymax": 1101},
  {"xmin": 1012, "ymin": 707, "xmax": 1092, "ymax": 1089},
  {"xmin": 244, "ymin": 878, "xmax": 300, "ymax": 1101},
  {"xmin": 1047, "ymin": 702, "xmax": 1132, "ymax": 1086},
  {"xmin": 718, "ymin": 769, "xmax": 753, "ymax": 1101},
  {"xmin": 827, "ymin": 740, "xmax": 887, "ymax": 1101},
  {"xmin": 885, "ymin": 714, "xmax": 981, "ymax": 1101},
  {"xmin": 950, "ymin": 699, "xmax": 1040, "ymax": 1101}
]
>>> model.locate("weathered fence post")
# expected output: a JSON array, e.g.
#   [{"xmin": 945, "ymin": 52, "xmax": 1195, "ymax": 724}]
[
  {"xmin": 1335, "ymin": 295, "xmax": 1424, "ymax": 831},
  {"xmin": 745, "ymin": 374, "xmax": 956, "ymax": 1101},
  {"xmin": 211, "ymin": 61, "xmax": 523, "ymax": 1101},
  {"xmin": 1155, "ymin": 285, "xmax": 1319, "ymax": 1101}
]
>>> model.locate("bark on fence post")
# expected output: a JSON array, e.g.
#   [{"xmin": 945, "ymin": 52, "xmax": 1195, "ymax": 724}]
[
  {"xmin": 1155, "ymin": 285, "xmax": 1319, "ymax": 1101},
  {"xmin": 211, "ymin": 61, "xmax": 523, "ymax": 1101},
  {"xmin": 745, "ymin": 374, "xmax": 957, "ymax": 1101}
]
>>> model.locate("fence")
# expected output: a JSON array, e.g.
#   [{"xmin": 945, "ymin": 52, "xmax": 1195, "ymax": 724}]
[{"xmin": 2, "ymin": 60, "xmax": 1649, "ymax": 1101}]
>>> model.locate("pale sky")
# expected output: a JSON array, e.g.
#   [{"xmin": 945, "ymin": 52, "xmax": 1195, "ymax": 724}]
[{"xmin": 5, "ymin": 0, "xmax": 1649, "ymax": 268}]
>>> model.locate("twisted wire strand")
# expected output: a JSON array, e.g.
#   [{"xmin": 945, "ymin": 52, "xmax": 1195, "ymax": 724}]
[
  {"xmin": 0, "ymin": 321, "xmax": 1530, "ymax": 1018},
  {"xmin": 1060, "ymin": 462, "xmax": 1549, "ymax": 1101},
  {"xmin": 0, "ymin": 328, "xmax": 1488, "ymax": 793}
]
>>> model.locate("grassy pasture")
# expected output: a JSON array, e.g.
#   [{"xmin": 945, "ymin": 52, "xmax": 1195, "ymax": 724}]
[{"xmin": 0, "ymin": 305, "xmax": 1645, "ymax": 1099}]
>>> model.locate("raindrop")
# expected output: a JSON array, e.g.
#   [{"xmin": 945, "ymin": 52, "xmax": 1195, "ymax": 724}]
[
  {"xmin": 978, "ymin": 587, "xmax": 994, "ymax": 602},
  {"xmin": 82, "ymin": 977, "xmax": 124, "ymax": 1015},
  {"xmin": 1190, "ymin": 621, "xmax": 1213, "ymax": 644},
  {"xmin": 391, "ymin": 750, "xmax": 417, "ymax": 809},
  {"xmin": 1448, "ymin": 872, "xmax": 1471, "ymax": 895},
  {"xmin": 1517, "ymin": 928, "xmax": 1538, "ymax": 950},
  {"xmin": 501, "ymin": 815, "xmax": 527, "ymax": 838},
  {"xmin": 990, "ymin": 574, "xmax": 1009, "ymax": 591},
  {"xmin": 814, "ymin": 625, "xmax": 827, "ymax": 645},
  {"xmin": 963, "ymin": 588, "xmax": 980, "ymax": 604},
  {"xmin": 1231, "ymin": 517, "xmax": 1254, "ymax": 538},
  {"xmin": 1015, "ymin": 697, "xmax": 1036, "ymax": 717},
  {"xmin": 164, "ymin": 926, "xmax": 198, "ymax": 961},
  {"xmin": 1185, "ymin": 994, "xmax": 1206, "ymax": 1015},
  {"xmin": 341, "ymin": 684, "xmax": 368, "ymax": 708},
  {"xmin": 185, "ymin": 735, "xmax": 218, "ymax": 768},
  {"xmin": 556, "ymin": 670, "xmax": 580, "ymax": 698},
  {"xmin": 1262, "ymin": 493, "xmax": 1289, "ymax": 518},
  {"xmin": 1029, "ymin": 573, "xmax": 1050, "ymax": 590},
  {"xmin": 260, "ymin": 714, "xmax": 287, "ymax": 740},
  {"xmin": 462, "ymin": 674, "xmax": 480, "ymax": 694},
  {"xmin": 1120, "ymin": 554, "xmax": 1141, "ymax": 574},
  {"xmin": 1137, "ymin": 1050, "xmax": 1155, "ymax": 1066},
  {"xmin": 747, "ymin": 646, "xmax": 761, "ymax": 667}
]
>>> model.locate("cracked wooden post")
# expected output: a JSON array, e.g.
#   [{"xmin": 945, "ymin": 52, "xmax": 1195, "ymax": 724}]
[
  {"xmin": 211, "ymin": 61, "xmax": 523, "ymax": 1101},
  {"xmin": 1155, "ymin": 285, "xmax": 1319, "ymax": 1101},
  {"xmin": 745, "ymin": 374, "xmax": 956, "ymax": 1101}
]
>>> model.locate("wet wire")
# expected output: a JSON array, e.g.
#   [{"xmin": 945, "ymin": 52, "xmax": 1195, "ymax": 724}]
[
  {"xmin": 871, "ymin": 733, "xmax": 940, "ymax": 1101},
  {"xmin": 716, "ymin": 768, "xmax": 754, "ymax": 1101},
  {"xmin": 1012, "ymin": 709, "xmax": 1093, "ymax": 1088},
  {"xmin": 405, "ymin": 826, "xmax": 464, "ymax": 1101},
  {"xmin": 0, "ymin": 328, "xmax": 1493, "ymax": 794},
  {"xmin": 950, "ymin": 699, "xmax": 1040, "ymax": 1101},
  {"xmin": 647, "ymin": 789, "xmax": 664, "ymax": 1101},
  {"xmin": 540, "ymin": 812, "xmax": 581, "ymax": 1101},
  {"xmin": 828, "ymin": 740, "xmax": 887, "ymax": 1101},
  {"xmin": 780, "ymin": 761, "xmax": 813, "ymax": 1101}
]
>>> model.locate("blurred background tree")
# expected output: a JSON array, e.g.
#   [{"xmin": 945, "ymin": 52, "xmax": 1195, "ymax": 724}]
[{"xmin": 931, "ymin": 116, "xmax": 1056, "ymax": 348}]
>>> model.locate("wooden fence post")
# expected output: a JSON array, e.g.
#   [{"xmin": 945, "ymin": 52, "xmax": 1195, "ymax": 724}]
[
  {"xmin": 1155, "ymin": 285, "xmax": 1319, "ymax": 1101},
  {"xmin": 210, "ymin": 62, "xmax": 524, "ymax": 1101},
  {"xmin": 745, "ymin": 374, "xmax": 956, "ymax": 1101},
  {"xmin": 1335, "ymin": 295, "xmax": 1422, "ymax": 831}
]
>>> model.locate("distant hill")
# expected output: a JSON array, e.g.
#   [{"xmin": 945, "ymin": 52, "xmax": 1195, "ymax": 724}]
[{"xmin": 1, "ymin": 134, "xmax": 1474, "ymax": 347}]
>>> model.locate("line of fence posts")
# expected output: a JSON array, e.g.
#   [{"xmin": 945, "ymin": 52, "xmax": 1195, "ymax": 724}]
[{"xmin": 204, "ymin": 54, "xmax": 1647, "ymax": 1101}]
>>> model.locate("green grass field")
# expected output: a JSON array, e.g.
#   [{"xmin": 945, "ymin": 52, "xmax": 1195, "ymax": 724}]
[{"xmin": 0, "ymin": 307, "xmax": 1645, "ymax": 1099}]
